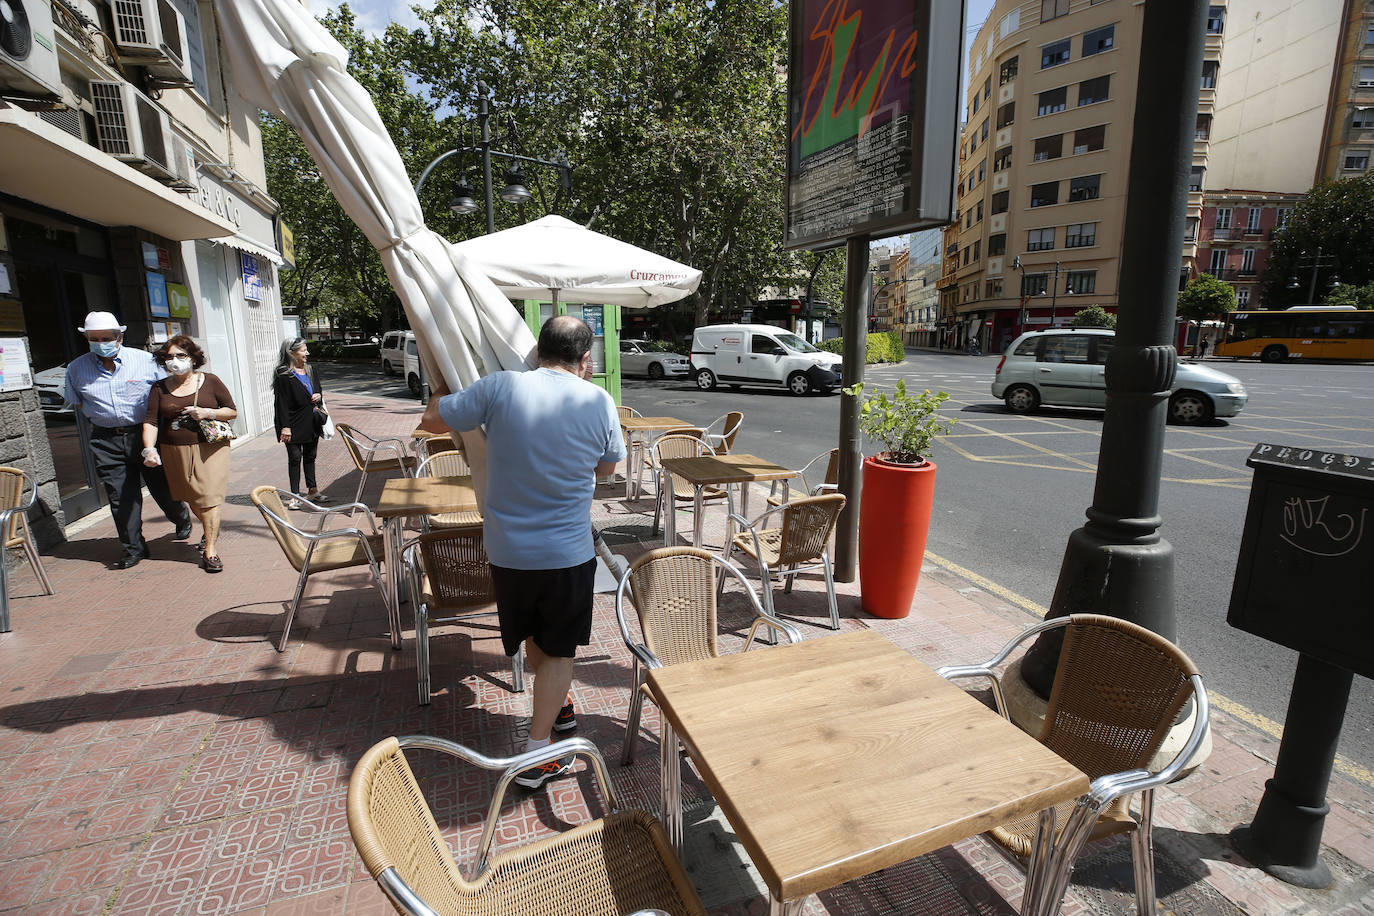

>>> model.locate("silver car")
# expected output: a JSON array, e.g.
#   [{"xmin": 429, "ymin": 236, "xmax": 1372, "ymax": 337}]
[
  {"xmin": 991, "ymin": 328, "xmax": 1247, "ymax": 424},
  {"xmin": 619, "ymin": 340, "xmax": 690, "ymax": 379}
]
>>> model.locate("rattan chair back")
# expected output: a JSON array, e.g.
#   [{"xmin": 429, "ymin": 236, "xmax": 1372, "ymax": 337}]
[
  {"xmin": 416, "ymin": 529, "xmax": 494, "ymax": 611},
  {"xmin": 717, "ymin": 411, "xmax": 744, "ymax": 453},
  {"xmin": 335, "ymin": 423, "xmax": 369, "ymax": 471},
  {"xmin": 1042, "ymin": 615, "xmax": 1199, "ymax": 779},
  {"xmin": 617, "ymin": 405, "xmax": 642, "ymax": 421},
  {"xmin": 776, "ymin": 493, "xmax": 846, "ymax": 566},
  {"xmin": 250, "ymin": 485, "xmax": 308, "ymax": 570},
  {"xmin": 418, "ymin": 449, "xmax": 472, "ymax": 478},
  {"xmin": 651, "ymin": 435, "xmax": 715, "ymax": 501},
  {"xmin": 0, "ymin": 467, "xmax": 28, "ymax": 547},
  {"xmin": 821, "ymin": 448, "xmax": 841, "ymax": 488},
  {"xmin": 628, "ymin": 547, "xmax": 721, "ymax": 666},
  {"xmin": 417, "ymin": 435, "xmax": 458, "ymax": 460}
]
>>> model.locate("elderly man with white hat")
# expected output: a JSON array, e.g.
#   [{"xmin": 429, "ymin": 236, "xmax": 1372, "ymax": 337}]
[{"xmin": 64, "ymin": 311, "xmax": 192, "ymax": 569}]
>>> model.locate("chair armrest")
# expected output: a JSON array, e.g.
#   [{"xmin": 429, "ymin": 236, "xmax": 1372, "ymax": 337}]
[
  {"xmin": 811, "ymin": 483, "xmax": 839, "ymax": 495},
  {"xmin": 935, "ymin": 665, "xmax": 1010, "ymax": 719},
  {"xmin": 614, "ymin": 570, "xmax": 663, "ymax": 672},
  {"xmin": 299, "ymin": 497, "xmax": 379, "ymax": 534},
  {"xmin": 744, "ymin": 616, "xmax": 803, "ymax": 650}
]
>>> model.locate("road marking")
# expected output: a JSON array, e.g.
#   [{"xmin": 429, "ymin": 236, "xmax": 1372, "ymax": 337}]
[{"xmin": 923, "ymin": 549, "xmax": 1374, "ymax": 789}]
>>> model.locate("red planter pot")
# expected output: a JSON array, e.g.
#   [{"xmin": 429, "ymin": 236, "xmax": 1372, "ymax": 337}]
[{"xmin": 858, "ymin": 454, "xmax": 937, "ymax": 619}]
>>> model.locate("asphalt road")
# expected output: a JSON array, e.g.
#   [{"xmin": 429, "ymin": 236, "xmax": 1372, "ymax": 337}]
[{"xmin": 318, "ymin": 354, "xmax": 1374, "ymax": 777}]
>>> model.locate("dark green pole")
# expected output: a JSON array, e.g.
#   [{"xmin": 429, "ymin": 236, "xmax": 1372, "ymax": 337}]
[
  {"xmin": 1021, "ymin": 0, "xmax": 1207, "ymax": 692},
  {"xmin": 835, "ymin": 237, "xmax": 869, "ymax": 582}
]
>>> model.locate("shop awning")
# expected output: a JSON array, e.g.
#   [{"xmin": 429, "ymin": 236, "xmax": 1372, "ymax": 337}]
[
  {"xmin": 0, "ymin": 107, "xmax": 236, "ymax": 240},
  {"xmin": 213, "ymin": 233, "xmax": 285, "ymax": 266}
]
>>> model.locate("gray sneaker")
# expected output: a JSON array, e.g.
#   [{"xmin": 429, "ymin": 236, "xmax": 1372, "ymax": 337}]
[{"xmin": 514, "ymin": 755, "xmax": 574, "ymax": 790}]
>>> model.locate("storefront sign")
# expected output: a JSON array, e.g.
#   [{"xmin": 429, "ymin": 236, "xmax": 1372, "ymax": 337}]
[
  {"xmin": 581, "ymin": 305, "xmax": 604, "ymax": 336},
  {"xmin": 0, "ymin": 338, "xmax": 33, "ymax": 391},
  {"xmin": 142, "ymin": 242, "xmax": 160, "ymax": 269},
  {"xmin": 166, "ymin": 282, "xmax": 192, "ymax": 319},
  {"xmin": 196, "ymin": 173, "xmax": 281, "ymax": 263},
  {"xmin": 151, "ymin": 322, "xmax": 170, "ymax": 343},
  {"xmin": 241, "ymin": 254, "xmax": 262, "ymax": 302},
  {"xmin": 279, "ymin": 221, "xmax": 296, "ymax": 268},
  {"xmin": 784, "ymin": 0, "xmax": 963, "ymax": 250},
  {"xmin": 146, "ymin": 272, "xmax": 170, "ymax": 318}
]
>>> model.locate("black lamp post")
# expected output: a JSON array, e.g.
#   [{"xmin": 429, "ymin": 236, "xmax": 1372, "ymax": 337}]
[
  {"xmin": 1049, "ymin": 260, "xmax": 1061, "ymax": 326},
  {"xmin": 1286, "ymin": 247, "xmax": 1339, "ymax": 305},
  {"xmin": 1013, "ymin": 255, "xmax": 1028, "ymax": 330},
  {"xmin": 414, "ymin": 81, "xmax": 572, "ymax": 236}
]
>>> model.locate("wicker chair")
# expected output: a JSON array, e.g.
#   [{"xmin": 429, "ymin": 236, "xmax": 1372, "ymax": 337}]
[
  {"xmin": 615, "ymin": 547, "xmax": 800, "ymax": 767},
  {"xmin": 415, "ymin": 434, "xmax": 458, "ymax": 461},
  {"xmin": 702, "ymin": 411, "xmax": 744, "ymax": 454},
  {"xmin": 348, "ymin": 735, "xmax": 708, "ymax": 916},
  {"xmin": 633, "ymin": 425, "xmax": 704, "ymax": 503},
  {"xmin": 936, "ymin": 614, "xmax": 1210, "ymax": 916},
  {"xmin": 336, "ymin": 423, "xmax": 419, "ymax": 507},
  {"xmin": 767, "ymin": 448, "xmax": 840, "ymax": 507},
  {"xmin": 404, "ymin": 529, "xmax": 523, "ymax": 705},
  {"xmin": 723, "ymin": 493, "xmax": 846, "ymax": 631},
  {"xmin": 414, "ymin": 450, "xmax": 483, "ymax": 529},
  {"xmin": 650, "ymin": 433, "xmax": 727, "ymax": 539},
  {"xmin": 250, "ymin": 486, "xmax": 397, "ymax": 652},
  {"xmin": 0, "ymin": 467, "xmax": 53, "ymax": 632}
]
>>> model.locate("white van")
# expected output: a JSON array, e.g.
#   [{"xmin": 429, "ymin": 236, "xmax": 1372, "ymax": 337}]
[
  {"xmin": 690, "ymin": 323, "xmax": 843, "ymax": 395},
  {"xmin": 379, "ymin": 330, "xmax": 423, "ymax": 396}
]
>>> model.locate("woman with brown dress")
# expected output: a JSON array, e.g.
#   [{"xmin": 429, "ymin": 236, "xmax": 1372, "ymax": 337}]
[{"xmin": 141, "ymin": 335, "xmax": 238, "ymax": 572}]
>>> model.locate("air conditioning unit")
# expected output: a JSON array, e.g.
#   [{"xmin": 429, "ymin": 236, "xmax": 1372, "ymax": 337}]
[
  {"xmin": 0, "ymin": 0, "xmax": 63, "ymax": 103},
  {"xmin": 110, "ymin": 0, "xmax": 193, "ymax": 86},
  {"xmin": 90, "ymin": 79, "xmax": 191, "ymax": 185}
]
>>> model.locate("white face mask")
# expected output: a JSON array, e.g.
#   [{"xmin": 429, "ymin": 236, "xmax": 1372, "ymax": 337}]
[{"xmin": 165, "ymin": 356, "xmax": 192, "ymax": 376}]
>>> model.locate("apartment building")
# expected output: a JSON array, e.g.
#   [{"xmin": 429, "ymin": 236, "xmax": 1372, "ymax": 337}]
[
  {"xmin": 954, "ymin": 0, "xmax": 1224, "ymax": 352},
  {"xmin": 0, "ymin": 0, "xmax": 287, "ymax": 538},
  {"xmin": 937, "ymin": 223, "xmax": 962, "ymax": 348},
  {"xmin": 1317, "ymin": 0, "xmax": 1374, "ymax": 181},
  {"xmin": 903, "ymin": 228, "xmax": 943, "ymax": 347}
]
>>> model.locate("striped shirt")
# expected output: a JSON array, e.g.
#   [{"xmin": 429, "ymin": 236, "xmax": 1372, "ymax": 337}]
[{"xmin": 64, "ymin": 347, "xmax": 166, "ymax": 428}]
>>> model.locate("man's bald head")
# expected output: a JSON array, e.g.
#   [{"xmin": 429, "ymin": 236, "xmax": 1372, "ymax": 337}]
[{"xmin": 537, "ymin": 315, "xmax": 594, "ymax": 370}]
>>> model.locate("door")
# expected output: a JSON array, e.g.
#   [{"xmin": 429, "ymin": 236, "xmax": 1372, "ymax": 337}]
[
  {"xmin": 521, "ymin": 300, "xmax": 623, "ymax": 403},
  {"xmin": 195, "ymin": 243, "xmax": 248, "ymax": 437},
  {"xmin": 746, "ymin": 332, "xmax": 786, "ymax": 383},
  {"xmin": 1036, "ymin": 334, "xmax": 1096, "ymax": 405}
]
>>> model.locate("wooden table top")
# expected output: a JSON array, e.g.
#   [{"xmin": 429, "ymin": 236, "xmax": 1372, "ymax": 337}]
[
  {"xmin": 658, "ymin": 453, "xmax": 798, "ymax": 486},
  {"xmin": 374, "ymin": 476, "xmax": 478, "ymax": 518},
  {"xmin": 620, "ymin": 416, "xmax": 690, "ymax": 432},
  {"xmin": 646, "ymin": 629, "xmax": 1089, "ymax": 901}
]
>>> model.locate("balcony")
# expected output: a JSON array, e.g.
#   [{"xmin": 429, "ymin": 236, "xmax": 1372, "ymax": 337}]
[
  {"xmin": 1206, "ymin": 267, "xmax": 1236, "ymax": 280},
  {"xmin": 1210, "ymin": 227, "xmax": 1232, "ymax": 240}
]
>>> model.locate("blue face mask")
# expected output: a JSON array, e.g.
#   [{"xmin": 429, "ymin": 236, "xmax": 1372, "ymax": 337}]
[{"xmin": 89, "ymin": 340, "xmax": 119, "ymax": 358}]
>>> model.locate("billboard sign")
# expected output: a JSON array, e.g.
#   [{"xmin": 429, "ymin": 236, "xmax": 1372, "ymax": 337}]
[{"xmin": 785, "ymin": 0, "xmax": 963, "ymax": 250}]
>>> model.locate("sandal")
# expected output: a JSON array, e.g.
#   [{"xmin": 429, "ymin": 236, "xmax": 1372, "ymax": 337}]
[
  {"xmin": 203, "ymin": 555, "xmax": 224, "ymax": 573},
  {"xmin": 197, "ymin": 536, "xmax": 206, "ymax": 553}
]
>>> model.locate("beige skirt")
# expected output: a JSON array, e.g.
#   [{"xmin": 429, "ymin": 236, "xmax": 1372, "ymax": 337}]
[{"xmin": 161, "ymin": 441, "xmax": 231, "ymax": 510}]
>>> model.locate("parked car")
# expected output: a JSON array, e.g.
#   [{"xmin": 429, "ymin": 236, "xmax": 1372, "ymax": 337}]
[
  {"xmin": 991, "ymin": 328, "xmax": 1248, "ymax": 424},
  {"xmin": 619, "ymin": 340, "xmax": 690, "ymax": 379},
  {"xmin": 378, "ymin": 330, "xmax": 423, "ymax": 396},
  {"xmin": 689, "ymin": 323, "xmax": 842, "ymax": 395},
  {"xmin": 34, "ymin": 364, "xmax": 71, "ymax": 416}
]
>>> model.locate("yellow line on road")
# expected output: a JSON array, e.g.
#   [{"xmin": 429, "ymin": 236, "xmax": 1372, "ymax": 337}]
[{"xmin": 924, "ymin": 549, "xmax": 1374, "ymax": 789}]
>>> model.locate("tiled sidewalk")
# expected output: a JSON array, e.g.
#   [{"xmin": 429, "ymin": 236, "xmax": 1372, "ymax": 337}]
[{"xmin": 0, "ymin": 390, "xmax": 1370, "ymax": 915}]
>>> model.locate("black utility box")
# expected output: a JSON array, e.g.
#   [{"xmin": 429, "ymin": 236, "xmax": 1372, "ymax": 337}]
[{"xmin": 1228, "ymin": 443, "xmax": 1374, "ymax": 680}]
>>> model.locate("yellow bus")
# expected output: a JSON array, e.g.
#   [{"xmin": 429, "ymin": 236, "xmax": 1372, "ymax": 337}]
[{"xmin": 1216, "ymin": 308, "xmax": 1374, "ymax": 363}]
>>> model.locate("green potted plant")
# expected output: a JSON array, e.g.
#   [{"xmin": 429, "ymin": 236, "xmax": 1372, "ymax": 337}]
[{"xmin": 844, "ymin": 380, "xmax": 956, "ymax": 618}]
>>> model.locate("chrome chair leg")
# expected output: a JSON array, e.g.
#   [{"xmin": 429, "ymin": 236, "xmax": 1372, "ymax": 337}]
[
  {"xmin": 352, "ymin": 458, "xmax": 369, "ymax": 509},
  {"xmin": 277, "ymin": 567, "xmax": 312, "ymax": 652},
  {"xmin": 621, "ymin": 663, "xmax": 645, "ymax": 766},
  {"xmin": 660, "ymin": 717, "xmax": 682, "ymax": 856},
  {"xmin": 416, "ymin": 603, "xmax": 431, "ymax": 705},
  {"xmin": 21, "ymin": 532, "xmax": 53, "ymax": 596},
  {"xmin": 783, "ymin": 563, "xmax": 796, "ymax": 594},
  {"xmin": 822, "ymin": 554, "xmax": 840, "ymax": 630},
  {"xmin": 1022, "ymin": 806, "xmax": 1057, "ymax": 916},
  {"xmin": 1131, "ymin": 790, "xmax": 1158, "ymax": 916},
  {"xmin": 0, "ymin": 549, "xmax": 10, "ymax": 633}
]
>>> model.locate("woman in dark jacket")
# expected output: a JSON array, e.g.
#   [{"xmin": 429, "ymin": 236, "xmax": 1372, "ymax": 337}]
[{"xmin": 272, "ymin": 338, "xmax": 326, "ymax": 508}]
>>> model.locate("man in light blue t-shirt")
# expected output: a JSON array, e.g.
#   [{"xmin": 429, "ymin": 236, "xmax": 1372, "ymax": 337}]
[{"xmin": 420, "ymin": 315, "xmax": 624, "ymax": 789}]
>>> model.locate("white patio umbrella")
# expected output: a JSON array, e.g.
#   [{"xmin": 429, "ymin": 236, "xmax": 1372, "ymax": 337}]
[{"xmin": 450, "ymin": 215, "xmax": 702, "ymax": 308}]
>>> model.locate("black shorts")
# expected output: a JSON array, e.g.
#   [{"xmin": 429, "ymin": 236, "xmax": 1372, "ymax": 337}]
[{"xmin": 489, "ymin": 559, "xmax": 597, "ymax": 659}]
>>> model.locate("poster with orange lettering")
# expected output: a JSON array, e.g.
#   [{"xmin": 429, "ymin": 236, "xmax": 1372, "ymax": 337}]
[{"xmin": 785, "ymin": 0, "xmax": 963, "ymax": 249}]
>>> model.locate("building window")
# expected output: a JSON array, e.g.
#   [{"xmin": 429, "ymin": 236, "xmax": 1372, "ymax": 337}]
[
  {"xmin": 1196, "ymin": 113, "xmax": 1212, "ymax": 140},
  {"xmin": 1065, "ymin": 270, "xmax": 1097, "ymax": 294},
  {"xmin": 1355, "ymin": 108, "xmax": 1374, "ymax": 129},
  {"xmin": 1000, "ymin": 9, "xmax": 1021, "ymax": 38},
  {"xmin": 1345, "ymin": 151, "xmax": 1370, "ymax": 170},
  {"xmin": 986, "ymin": 278, "xmax": 1005, "ymax": 297},
  {"xmin": 1028, "ymin": 227, "xmax": 1056, "ymax": 251},
  {"xmin": 1367, "ymin": 22, "xmax": 1374, "ymax": 45},
  {"xmin": 1069, "ymin": 174, "xmax": 1102, "ymax": 201},
  {"xmin": 984, "ymin": 77, "xmax": 992, "ymax": 101},
  {"xmin": 1083, "ymin": 24, "xmax": 1115, "ymax": 56},
  {"xmin": 1042, "ymin": 0, "xmax": 1069, "ymax": 23},
  {"xmin": 1190, "ymin": 166, "xmax": 1206, "ymax": 191},
  {"xmin": 978, "ymin": 161, "xmax": 986, "ymax": 183},
  {"xmin": 965, "ymin": 209, "xmax": 973, "ymax": 227},
  {"xmin": 1000, "ymin": 56, "xmax": 1020, "ymax": 85},
  {"xmin": 1202, "ymin": 61, "xmax": 1219, "ymax": 90},
  {"xmin": 963, "ymin": 247, "xmax": 970, "ymax": 266},
  {"xmin": 1241, "ymin": 248, "xmax": 1256, "ymax": 273},
  {"xmin": 1186, "ymin": 217, "xmax": 1199, "ymax": 241},
  {"xmin": 1033, "ymin": 134, "xmax": 1064, "ymax": 161},
  {"xmin": 1207, "ymin": 5, "xmax": 1225, "ymax": 34},
  {"xmin": 992, "ymin": 190, "xmax": 1010, "ymax": 214},
  {"xmin": 1276, "ymin": 207, "xmax": 1291, "ymax": 229},
  {"xmin": 1023, "ymin": 274, "xmax": 1049, "ymax": 296},
  {"xmin": 1078, "ymin": 75, "xmax": 1111, "ymax": 106},
  {"xmin": 997, "ymin": 101, "xmax": 1016, "ymax": 128},
  {"xmin": 976, "ymin": 200, "xmax": 984, "ymax": 222},
  {"xmin": 1074, "ymin": 124, "xmax": 1106, "ymax": 153},
  {"xmin": 972, "ymin": 94, "xmax": 980, "ymax": 116},
  {"xmin": 1209, "ymin": 249, "xmax": 1227, "ymax": 272},
  {"xmin": 1042, "ymin": 39, "xmax": 1071, "ymax": 68},
  {"xmin": 1038, "ymin": 87, "xmax": 1068, "ymax": 116},
  {"xmin": 1065, "ymin": 222, "xmax": 1097, "ymax": 248},
  {"xmin": 1246, "ymin": 207, "xmax": 1261, "ymax": 232},
  {"xmin": 1237, "ymin": 287, "xmax": 1251, "ymax": 307},
  {"xmin": 1361, "ymin": 66, "xmax": 1374, "ymax": 88},
  {"xmin": 1215, "ymin": 207, "xmax": 1231, "ymax": 229},
  {"xmin": 989, "ymin": 233, "xmax": 1007, "ymax": 256},
  {"xmin": 1031, "ymin": 182, "xmax": 1060, "ymax": 208},
  {"xmin": 970, "ymin": 131, "xmax": 979, "ymax": 153},
  {"xmin": 994, "ymin": 146, "xmax": 1013, "ymax": 172},
  {"xmin": 973, "ymin": 241, "xmax": 981, "ymax": 261},
  {"xmin": 981, "ymin": 120, "xmax": 990, "ymax": 141}
]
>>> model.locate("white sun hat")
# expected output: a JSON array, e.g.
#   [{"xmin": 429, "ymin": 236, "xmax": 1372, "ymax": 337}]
[{"xmin": 78, "ymin": 311, "xmax": 126, "ymax": 333}]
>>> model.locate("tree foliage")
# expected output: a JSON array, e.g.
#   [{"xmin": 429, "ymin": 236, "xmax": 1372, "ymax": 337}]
[
  {"xmin": 1070, "ymin": 305, "xmax": 1116, "ymax": 328},
  {"xmin": 1324, "ymin": 281, "xmax": 1374, "ymax": 310},
  {"xmin": 1261, "ymin": 175, "xmax": 1374, "ymax": 308},
  {"xmin": 1177, "ymin": 273, "xmax": 1237, "ymax": 322}
]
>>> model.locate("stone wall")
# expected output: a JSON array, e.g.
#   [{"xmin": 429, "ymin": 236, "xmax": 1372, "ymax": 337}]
[{"xmin": 0, "ymin": 382, "xmax": 63, "ymax": 551}]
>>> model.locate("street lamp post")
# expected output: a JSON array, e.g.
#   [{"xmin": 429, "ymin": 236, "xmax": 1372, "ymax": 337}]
[
  {"xmin": 1287, "ymin": 247, "xmax": 1338, "ymax": 305},
  {"xmin": 1013, "ymin": 255, "xmax": 1028, "ymax": 330},
  {"xmin": 1049, "ymin": 260, "xmax": 1061, "ymax": 326}
]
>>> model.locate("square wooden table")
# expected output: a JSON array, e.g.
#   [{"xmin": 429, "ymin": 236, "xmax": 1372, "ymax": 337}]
[
  {"xmin": 646, "ymin": 629, "xmax": 1089, "ymax": 914},
  {"xmin": 620, "ymin": 416, "xmax": 690, "ymax": 500},
  {"xmin": 657, "ymin": 453, "xmax": 798, "ymax": 546},
  {"xmin": 375, "ymin": 475, "xmax": 479, "ymax": 611}
]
